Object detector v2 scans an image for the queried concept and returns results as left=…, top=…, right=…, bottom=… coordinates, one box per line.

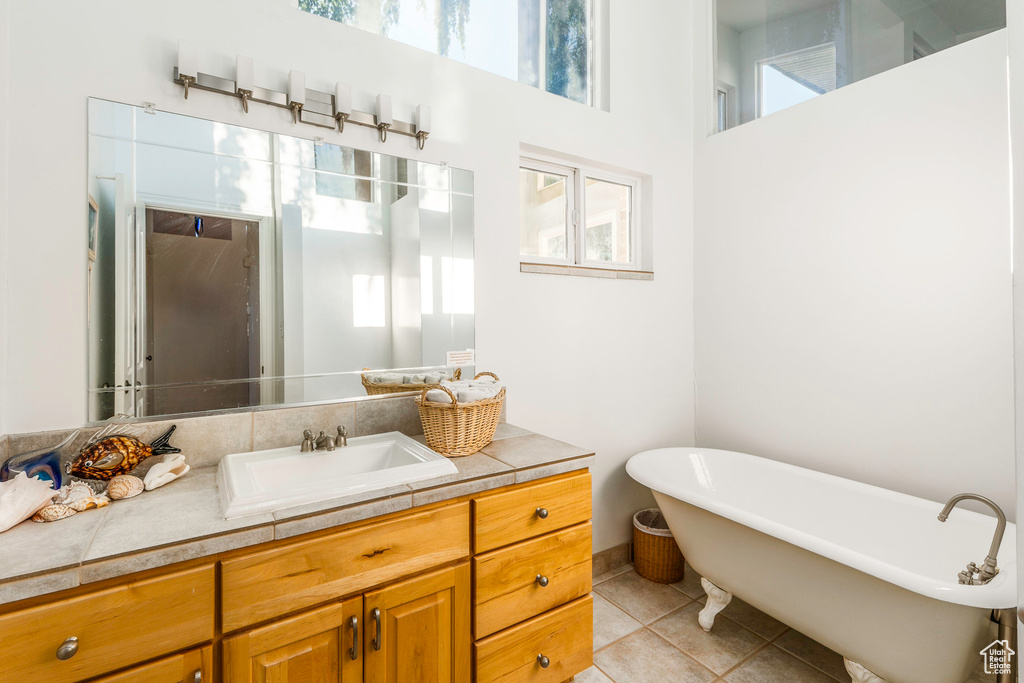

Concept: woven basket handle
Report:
left=475, top=372, right=500, bottom=381
left=420, top=384, right=458, bottom=408
left=453, top=368, right=462, bottom=380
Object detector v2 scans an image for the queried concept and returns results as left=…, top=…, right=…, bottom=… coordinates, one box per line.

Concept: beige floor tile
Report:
left=650, top=602, right=769, bottom=675
left=594, top=630, right=717, bottom=683
left=594, top=570, right=693, bottom=624
left=574, top=665, right=615, bottom=682
left=719, top=598, right=788, bottom=640
left=594, top=562, right=634, bottom=586
left=773, top=629, right=847, bottom=681
left=724, top=646, right=835, bottom=683
left=673, top=563, right=708, bottom=600
left=593, top=594, right=644, bottom=650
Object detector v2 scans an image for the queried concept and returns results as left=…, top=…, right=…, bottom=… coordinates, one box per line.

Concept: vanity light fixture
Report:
left=236, top=56, right=254, bottom=113
left=335, top=82, right=352, bottom=133
left=288, top=70, right=305, bottom=124
left=171, top=44, right=432, bottom=148
left=177, top=40, right=198, bottom=99
left=416, top=105, right=431, bottom=150
left=376, top=94, right=393, bottom=143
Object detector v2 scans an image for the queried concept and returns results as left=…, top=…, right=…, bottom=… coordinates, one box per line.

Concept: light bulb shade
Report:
left=416, top=104, right=431, bottom=134
left=376, top=94, right=393, bottom=126
left=178, top=40, right=198, bottom=79
left=289, top=70, right=306, bottom=106
left=236, top=56, right=254, bottom=92
left=335, top=82, right=352, bottom=116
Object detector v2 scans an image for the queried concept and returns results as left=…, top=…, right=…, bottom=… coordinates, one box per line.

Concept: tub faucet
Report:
left=937, top=493, right=1006, bottom=585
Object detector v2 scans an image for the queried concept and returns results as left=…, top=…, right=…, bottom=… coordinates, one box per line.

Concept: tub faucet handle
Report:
left=958, top=563, right=979, bottom=585
left=301, top=430, right=315, bottom=452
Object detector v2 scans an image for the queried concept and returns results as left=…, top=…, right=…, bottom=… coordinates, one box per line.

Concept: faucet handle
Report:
left=338, top=425, right=348, bottom=437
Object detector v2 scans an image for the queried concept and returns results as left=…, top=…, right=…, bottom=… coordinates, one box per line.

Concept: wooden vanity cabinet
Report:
left=223, top=597, right=364, bottom=683
left=363, top=563, right=471, bottom=683
left=0, top=469, right=592, bottom=683
left=223, top=563, right=470, bottom=683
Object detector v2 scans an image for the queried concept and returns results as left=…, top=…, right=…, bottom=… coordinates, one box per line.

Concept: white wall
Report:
left=0, top=0, right=693, bottom=552
left=694, top=10, right=1015, bottom=520
left=1007, top=0, right=1024, bottom=645
left=0, top=0, right=8, bottom=438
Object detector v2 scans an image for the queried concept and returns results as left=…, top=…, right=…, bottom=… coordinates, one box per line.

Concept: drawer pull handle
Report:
left=56, top=637, right=79, bottom=661
left=535, top=507, right=549, bottom=519
left=349, top=616, right=359, bottom=660
left=536, top=574, right=549, bottom=587
left=193, top=670, right=202, bottom=683
left=372, top=607, right=382, bottom=651
left=537, top=654, right=550, bottom=668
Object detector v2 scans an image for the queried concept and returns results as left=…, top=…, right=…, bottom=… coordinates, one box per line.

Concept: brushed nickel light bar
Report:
left=173, top=42, right=430, bottom=148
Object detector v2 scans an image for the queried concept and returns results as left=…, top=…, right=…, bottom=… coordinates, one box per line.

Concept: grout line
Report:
left=646, top=627, right=724, bottom=680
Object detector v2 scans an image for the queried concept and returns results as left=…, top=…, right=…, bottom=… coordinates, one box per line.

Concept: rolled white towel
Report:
left=423, top=372, right=444, bottom=384
left=378, top=372, right=404, bottom=384
left=409, top=374, right=427, bottom=383
left=456, top=388, right=494, bottom=402
left=425, top=388, right=454, bottom=402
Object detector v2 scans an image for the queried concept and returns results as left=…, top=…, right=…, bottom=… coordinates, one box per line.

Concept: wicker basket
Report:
left=415, top=372, right=505, bottom=457
left=361, top=368, right=461, bottom=396
left=633, top=508, right=685, bottom=584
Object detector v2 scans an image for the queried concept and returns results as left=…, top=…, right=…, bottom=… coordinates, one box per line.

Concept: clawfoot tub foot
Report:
left=698, top=578, right=732, bottom=632
left=844, top=659, right=887, bottom=683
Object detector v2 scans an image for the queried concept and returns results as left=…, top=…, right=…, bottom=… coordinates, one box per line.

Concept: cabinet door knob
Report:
left=536, top=574, right=549, bottom=587
left=372, top=607, right=382, bottom=651
left=535, top=507, right=549, bottom=519
left=55, top=637, right=79, bottom=661
left=537, top=654, right=550, bottom=668
left=349, top=615, right=359, bottom=660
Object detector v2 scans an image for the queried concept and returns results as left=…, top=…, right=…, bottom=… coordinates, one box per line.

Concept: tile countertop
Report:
left=0, top=424, right=594, bottom=605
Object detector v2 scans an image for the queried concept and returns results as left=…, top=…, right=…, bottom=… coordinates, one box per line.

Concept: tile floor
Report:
left=579, top=563, right=997, bottom=683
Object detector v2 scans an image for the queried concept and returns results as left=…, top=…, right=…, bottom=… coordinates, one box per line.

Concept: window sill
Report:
left=519, top=262, right=654, bottom=280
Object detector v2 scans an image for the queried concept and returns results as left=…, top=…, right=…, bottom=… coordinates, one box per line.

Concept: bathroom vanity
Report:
left=0, top=427, right=593, bottom=683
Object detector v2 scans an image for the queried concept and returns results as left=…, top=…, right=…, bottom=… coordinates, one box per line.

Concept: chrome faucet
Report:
left=937, top=493, right=1006, bottom=585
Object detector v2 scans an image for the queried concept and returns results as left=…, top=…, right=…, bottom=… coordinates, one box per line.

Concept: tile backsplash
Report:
left=2, top=394, right=470, bottom=473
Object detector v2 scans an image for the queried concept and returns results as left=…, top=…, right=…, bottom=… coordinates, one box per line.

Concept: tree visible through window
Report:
left=300, top=0, right=593, bottom=105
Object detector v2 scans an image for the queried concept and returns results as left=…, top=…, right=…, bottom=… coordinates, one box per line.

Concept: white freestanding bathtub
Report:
left=626, top=447, right=1017, bottom=683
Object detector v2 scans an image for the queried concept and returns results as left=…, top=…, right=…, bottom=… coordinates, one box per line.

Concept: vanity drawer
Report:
left=221, top=502, right=470, bottom=632
left=92, top=646, right=212, bottom=682
left=475, top=595, right=593, bottom=683
left=474, top=522, right=592, bottom=638
left=474, top=472, right=591, bottom=553
left=0, top=564, right=214, bottom=683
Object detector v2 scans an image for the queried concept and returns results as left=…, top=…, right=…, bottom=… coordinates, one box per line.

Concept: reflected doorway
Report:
left=143, top=207, right=262, bottom=415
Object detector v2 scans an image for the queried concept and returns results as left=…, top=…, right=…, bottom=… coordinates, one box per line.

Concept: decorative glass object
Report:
left=1, top=431, right=80, bottom=490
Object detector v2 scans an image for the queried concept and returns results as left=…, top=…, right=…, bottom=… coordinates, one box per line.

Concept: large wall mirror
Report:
left=87, top=98, right=474, bottom=422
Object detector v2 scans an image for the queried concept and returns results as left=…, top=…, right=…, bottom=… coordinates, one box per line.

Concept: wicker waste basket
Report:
left=633, top=508, right=685, bottom=584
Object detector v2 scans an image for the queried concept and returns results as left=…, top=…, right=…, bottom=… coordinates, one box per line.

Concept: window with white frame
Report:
left=519, top=157, right=638, bottom=269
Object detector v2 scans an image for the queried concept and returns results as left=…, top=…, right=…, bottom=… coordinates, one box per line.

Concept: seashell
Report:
left=52, top=481, right=97, bottom=505
left=107, top=475, right=144, bottom=500
left=144, top=453, right=190, bottom=491
left=52, top=481, right=111, bottom=511
left=32, top=504, right=78, bottom=523
left=0, top=471, right=57, bottom=533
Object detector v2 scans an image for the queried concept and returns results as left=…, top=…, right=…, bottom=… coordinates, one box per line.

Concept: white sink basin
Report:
left=217, top=431, right=457, bottom=519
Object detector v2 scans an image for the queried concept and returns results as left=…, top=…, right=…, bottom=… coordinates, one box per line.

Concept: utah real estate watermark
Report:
left=980, top=639, right=1015, bottom=676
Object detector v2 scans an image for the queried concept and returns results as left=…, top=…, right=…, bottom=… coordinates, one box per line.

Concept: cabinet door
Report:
left=90, top=646, right=212, bottom=682
left=364, top=563, right=471, bottom=683
left=222, top=596, right=363, bottom=683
